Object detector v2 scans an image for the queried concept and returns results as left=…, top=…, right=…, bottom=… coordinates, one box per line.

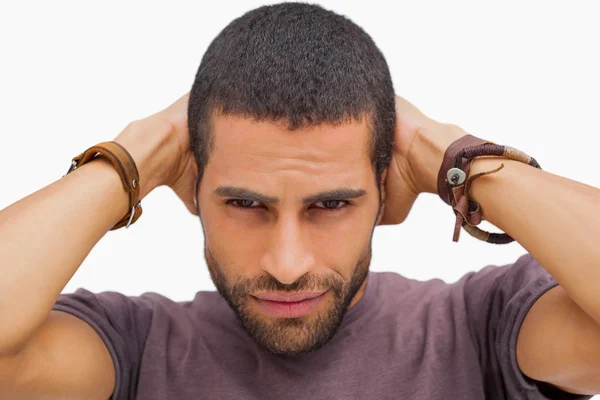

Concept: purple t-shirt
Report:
left=52, top=253, right=594, bottom=400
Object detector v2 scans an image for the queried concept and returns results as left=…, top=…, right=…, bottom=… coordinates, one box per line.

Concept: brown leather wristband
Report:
left=436, top=134, right=542, bottom=244
left=63, top=141, right=143, bottom=230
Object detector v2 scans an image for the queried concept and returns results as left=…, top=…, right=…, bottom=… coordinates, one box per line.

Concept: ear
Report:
left=376, top=205, right=385, bottom=225
left=379, top=168, right=388, bottom=198
left=192, top=158, right=200, bottom=210
left=375, top=168, right=388, bottom=225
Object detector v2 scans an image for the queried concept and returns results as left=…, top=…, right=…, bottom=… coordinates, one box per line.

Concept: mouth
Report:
left=251, top=291, right=328, bottom=318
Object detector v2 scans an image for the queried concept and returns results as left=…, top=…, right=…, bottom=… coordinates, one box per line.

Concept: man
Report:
left=0, top=2, right=598, bottom=399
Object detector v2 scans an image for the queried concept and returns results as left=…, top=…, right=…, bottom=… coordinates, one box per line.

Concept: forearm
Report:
left=0, top=119, right=168, bottom=355
left=411, top=120, right=600, bottom=325
left=468, top=156, right=600, bottom=325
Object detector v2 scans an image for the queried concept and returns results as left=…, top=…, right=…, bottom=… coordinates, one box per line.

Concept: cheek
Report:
left=309, top=214, right=371, bottom=251
left=204, top=207, right=373, bottom=279
left=313, top=219, right=373, bottom=278
left=201, top=204, right=267, bottom=276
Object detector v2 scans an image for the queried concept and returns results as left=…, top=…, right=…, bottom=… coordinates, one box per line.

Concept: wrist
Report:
left=113, top=115, right=177, bottom=200
left=409, top=122, right=468, bottom=194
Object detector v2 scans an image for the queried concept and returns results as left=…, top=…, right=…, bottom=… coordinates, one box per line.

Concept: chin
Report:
left=236, top=294, right=348, bottom=356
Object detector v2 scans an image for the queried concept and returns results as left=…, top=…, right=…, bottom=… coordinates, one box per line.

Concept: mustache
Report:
left=229, top=273, right=344, bottom=303
left=205, top=245, right=348, bottom=309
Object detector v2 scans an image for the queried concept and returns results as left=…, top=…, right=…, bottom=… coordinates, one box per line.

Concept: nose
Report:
left=259, top=215, right=317, bottom=285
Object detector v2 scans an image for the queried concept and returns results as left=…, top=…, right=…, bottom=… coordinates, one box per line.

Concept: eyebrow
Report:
left=214, top=186, right=367, bottom=205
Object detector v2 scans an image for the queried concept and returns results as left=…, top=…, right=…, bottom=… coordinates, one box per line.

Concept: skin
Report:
left=1, top=92, right=599, bottom=398
left=164, top=94, right=600, bottom=392
left=196, top=115, right=385, bottom=355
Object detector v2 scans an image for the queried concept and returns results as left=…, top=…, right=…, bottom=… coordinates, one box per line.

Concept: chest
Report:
left=135, top=321, right=485, bottom=400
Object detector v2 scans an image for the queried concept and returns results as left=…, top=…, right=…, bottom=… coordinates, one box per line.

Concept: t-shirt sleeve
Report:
left=52, top=288, right=154, bottom=400
left=463, top=253, right=594, bottom=400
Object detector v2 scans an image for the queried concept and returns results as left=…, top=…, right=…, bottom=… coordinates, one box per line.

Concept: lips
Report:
left=252, top=291, right=328, bottom=318
left=253, top=291, right=326, bottom=302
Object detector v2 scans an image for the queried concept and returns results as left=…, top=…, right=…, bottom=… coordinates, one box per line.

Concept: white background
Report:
left=1, top=1, right=599, bottom=396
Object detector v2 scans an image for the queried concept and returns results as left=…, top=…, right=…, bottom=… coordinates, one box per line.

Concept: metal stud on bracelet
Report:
left=447, top=168, right=467, bottom=186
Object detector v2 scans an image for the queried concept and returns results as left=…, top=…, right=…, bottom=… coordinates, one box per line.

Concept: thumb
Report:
left=171, top=177, right=199, bottom=216
left=169, top=160, right=200, bottom=216
left=377, top=161, right=419, bottom=226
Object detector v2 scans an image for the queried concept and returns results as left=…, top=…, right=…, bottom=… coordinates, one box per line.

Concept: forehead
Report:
left=207, top=114, right=372, bottom=175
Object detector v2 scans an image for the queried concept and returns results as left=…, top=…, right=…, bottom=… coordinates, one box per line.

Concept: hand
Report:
left=153, top=92, right=199, bottom=216
left=113, top=92, right=199, bottom=216
left=377, top=96, right=467, bottom=225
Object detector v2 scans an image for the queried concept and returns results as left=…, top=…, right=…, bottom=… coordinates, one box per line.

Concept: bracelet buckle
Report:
left=63, top=141, right=143, bottom=231
left=63, top=160, right=78, bottom=177
left=126, top=201, right=142, bottom=229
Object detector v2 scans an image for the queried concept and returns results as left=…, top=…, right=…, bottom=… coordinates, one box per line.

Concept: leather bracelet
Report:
left=436, top=134, right=542, bottom=244
left=62, top=141, right=143, bottom=230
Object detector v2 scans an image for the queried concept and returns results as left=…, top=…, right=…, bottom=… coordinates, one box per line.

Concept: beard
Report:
left=203, top=241, right=372, bottom=356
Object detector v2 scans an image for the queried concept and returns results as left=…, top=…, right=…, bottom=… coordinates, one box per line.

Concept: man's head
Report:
left=188, top=2, right=395, bottom=356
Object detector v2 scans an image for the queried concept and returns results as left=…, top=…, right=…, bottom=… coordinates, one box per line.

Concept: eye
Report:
left=313, top=200, right=350, bottom=211
left=225, top=199, right=262, bottom=209
left=225, top=199, right=350, bottom=212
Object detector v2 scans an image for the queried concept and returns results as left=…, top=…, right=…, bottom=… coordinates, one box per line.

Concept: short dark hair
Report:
left=188, top=2, right=395, bottom=200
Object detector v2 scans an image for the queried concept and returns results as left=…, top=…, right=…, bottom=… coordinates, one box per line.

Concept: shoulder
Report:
left=369, top=270, right=459, bottom=327
left=137, top=289, right=238, bottom=331
left=461, top=253, right=558, bottom=325
left=52, top=288, right=235, bottom=344
left=459, top=253, right=558, bottom=346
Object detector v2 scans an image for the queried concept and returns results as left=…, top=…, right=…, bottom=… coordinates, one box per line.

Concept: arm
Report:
left=0, top=93, right=195, bottom=398
left=468, top=156, right=600, bottom=328
left=380, top=95, right=600, bottom=395
left=0, top=117, right=168, bottom=356
left=413, top=134, right=600, bottom=394
left=467, top=155, right=600, bottom=394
